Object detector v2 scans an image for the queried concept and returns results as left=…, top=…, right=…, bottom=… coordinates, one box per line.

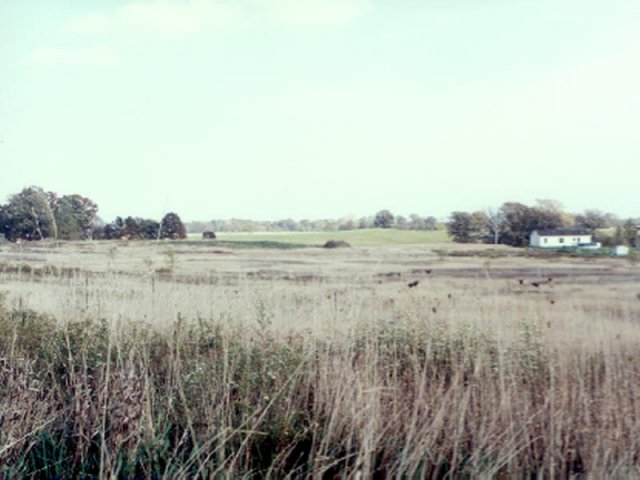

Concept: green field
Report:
left=190, top=228, right=450, bottom=246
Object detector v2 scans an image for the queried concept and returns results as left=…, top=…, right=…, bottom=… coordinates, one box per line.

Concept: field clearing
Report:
left=189, top=227, right=450, bottom=246
left=1, top=238, right=640, bottom=477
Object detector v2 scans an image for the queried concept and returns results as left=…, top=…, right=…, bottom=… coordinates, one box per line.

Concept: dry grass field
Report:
left=1, top=238, right=640, bottom=478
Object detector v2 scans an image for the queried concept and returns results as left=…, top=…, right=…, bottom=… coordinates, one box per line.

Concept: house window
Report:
left=559, top=238, right=564, bottom=244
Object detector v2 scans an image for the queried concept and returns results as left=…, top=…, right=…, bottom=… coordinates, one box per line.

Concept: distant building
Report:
left=530, top=229, right=597, bottom=248
left=613, top=245, right=630, bottom=256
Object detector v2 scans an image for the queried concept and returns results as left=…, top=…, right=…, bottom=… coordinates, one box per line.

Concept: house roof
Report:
left=533, top=228, right=591, bottom=237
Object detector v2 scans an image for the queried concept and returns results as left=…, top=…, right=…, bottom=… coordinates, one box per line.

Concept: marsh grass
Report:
left=1, top=294, right=640, bottom=478
left=1, top=242, right=640, bottom=477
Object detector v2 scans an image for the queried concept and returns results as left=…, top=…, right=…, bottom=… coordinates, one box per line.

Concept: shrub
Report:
left=323, top=239, right=351, bottom=248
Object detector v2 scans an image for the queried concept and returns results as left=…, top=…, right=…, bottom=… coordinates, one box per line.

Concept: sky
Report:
left=1, top=0, right=639, bottom=222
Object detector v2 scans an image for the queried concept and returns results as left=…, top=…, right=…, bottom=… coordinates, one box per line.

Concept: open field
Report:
left=189, top=227, right=450, bottom=246
left=1, top=237, right=640, bottom=477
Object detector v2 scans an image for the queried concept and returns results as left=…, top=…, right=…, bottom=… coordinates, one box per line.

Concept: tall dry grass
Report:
left=1, top=242, right=640, bottom=477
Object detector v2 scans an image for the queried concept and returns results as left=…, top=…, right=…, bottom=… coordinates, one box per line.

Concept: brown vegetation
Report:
left=1, top=241, right=639, bottom=477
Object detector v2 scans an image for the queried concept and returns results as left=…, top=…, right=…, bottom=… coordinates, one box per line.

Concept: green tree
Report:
left=447, top=211, right=487, bottom=243
left=500, top=202, right=537, bottom=247
left=123, top=217, right=141, bottom=239
left=447, top=212, right=473, bottom=243
left=160, top=212, right=187, bottom=239
left=53, top=194, right=98, bottom=240
left=499, top=201, right=571, bottom=247
left=0, top=186, right=57, bottom=241
left=373, top=210, right=394, bottom=229
left=139, top=218, right=160, bottom=239
left=103, top=217, right=125, bottom=240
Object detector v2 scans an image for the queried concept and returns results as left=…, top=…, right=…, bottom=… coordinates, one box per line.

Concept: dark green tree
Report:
left=103, top=217, right=125, bottom=240
left=499, top=201, right=571, bottom=247
left=373, top=210, right=394, bottom=229
left=447, top=212, right=473, bottom=243
left=53, top=194, right=98, bottom=240
left=499, top=202, right=536, bottom=247
left=160, top=212, right=186, bottom=239
left=0, top=186, right=57, bottom=241
left=447, top=211, right=487, bottom=243
left=123, top=217, right=141, bottom=239
left=139, top=218, right=160, bottom=240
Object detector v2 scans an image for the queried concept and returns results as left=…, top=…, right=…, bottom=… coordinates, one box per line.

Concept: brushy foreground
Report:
left=1, top=293, right=640, bottom=479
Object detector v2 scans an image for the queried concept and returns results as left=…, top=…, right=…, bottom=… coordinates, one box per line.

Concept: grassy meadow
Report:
left=1, top=232, right=640, bottom=478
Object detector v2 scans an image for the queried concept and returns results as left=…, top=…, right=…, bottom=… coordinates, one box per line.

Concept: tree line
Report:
left=4, top=187, right=636, bottom=248
left=447, top=199, right=639, bottom=247
left=1, top=187, right=438, bottom=243
left=187, top=210, right=438, bottom=233
left=0, top=186, right=186, bottom=242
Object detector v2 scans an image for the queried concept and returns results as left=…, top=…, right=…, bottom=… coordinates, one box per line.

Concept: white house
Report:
left=530, top=229, right=595, bottom=248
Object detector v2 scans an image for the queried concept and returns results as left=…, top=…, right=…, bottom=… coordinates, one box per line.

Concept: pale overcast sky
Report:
left=1, top=1, right=639, bottom=222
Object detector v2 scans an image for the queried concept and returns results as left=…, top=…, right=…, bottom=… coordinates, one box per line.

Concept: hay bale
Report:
left=323, top=239, right=351, bottom=249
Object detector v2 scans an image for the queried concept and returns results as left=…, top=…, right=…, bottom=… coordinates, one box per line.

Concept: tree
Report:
left=338, top=217, right=357, bottom=231
left=395, top=215, right=408, bottom=230
left=613, top=226, right=626, bottom=246
left=499, top=200, right=572, bottom=247
left=500, top=202, right=536, bottom=247
left=275, top=218, right=299, bottom=231
left=447, top=212, right=473, bottom=243
left=0, top=186, right=57, bottom=241
left=123, top=217, right=141, bottom=239
left=160, top=212, right=186, bottom=239
left=358, top=216, right=374, bottom=229
left=53, top=194, right=98, bottom=240
left=408, top=214, right=425, bottom=230
left=470, top=211, right=489, bottom=241
left=138, top=218, right=160, bottom=239
left=102, top=216, right=125, bottom=240
left=621, top=219, right=639, bottom=247
left=484, top=207, right=505, bottom=245
left=532, top=199, right=572, bottom=230
left=374, top=210, right=394, bottom=229
left=424, top=216, right=438, bottom=231
left=575, top=209, right=608, bottom=232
